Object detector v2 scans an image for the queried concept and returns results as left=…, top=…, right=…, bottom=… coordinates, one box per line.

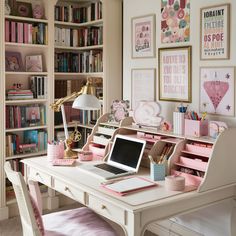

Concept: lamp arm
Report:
left=50, top=91, right=83, bottom=112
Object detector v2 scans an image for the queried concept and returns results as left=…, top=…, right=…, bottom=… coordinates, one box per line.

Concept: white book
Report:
left=61, top=28, right=66, bottom=46
left=73, top=29, right=78, bottom=47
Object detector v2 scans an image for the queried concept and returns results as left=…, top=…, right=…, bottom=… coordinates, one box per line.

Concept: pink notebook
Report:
left=51, top=159, right=76, bottom=166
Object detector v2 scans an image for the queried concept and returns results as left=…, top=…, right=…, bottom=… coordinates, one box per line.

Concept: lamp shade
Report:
left=72, top=94, right=101, bottom=110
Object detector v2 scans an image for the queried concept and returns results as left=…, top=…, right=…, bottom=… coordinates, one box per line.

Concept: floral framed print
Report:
left=131, top=68, right=156, bottom=109
left=158, top=46, right=192, bottom=102
left=200, top=67, right=234, bottom=116
left=5, top=51, right=24, bottom=72
left=200, top=4, right=230, bottom=60
left=131, top=14, right=155, bottom=58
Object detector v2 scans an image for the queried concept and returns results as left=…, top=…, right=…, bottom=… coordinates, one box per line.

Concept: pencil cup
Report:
left=47, top=142, right=64, bottom=162
left=150, top=163, right=165, bottom=181
left=173, top=112, right=185, bottom=135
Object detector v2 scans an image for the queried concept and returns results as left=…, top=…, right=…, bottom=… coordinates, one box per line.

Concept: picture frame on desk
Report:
left=200, top=4, right=230, bottom=60
left=5, top=51, right=24, bottom=72
left=131, top=14, right=156, bottom=58
left=131, top=68, right=156, bottom=109
left=158, top=46, right=192, bottom=102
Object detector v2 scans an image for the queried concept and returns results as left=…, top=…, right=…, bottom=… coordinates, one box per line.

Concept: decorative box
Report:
left=184, top=119, right=208, bottom=137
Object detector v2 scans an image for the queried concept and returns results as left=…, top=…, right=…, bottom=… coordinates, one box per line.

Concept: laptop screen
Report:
left=108, top=134, right=146, bottom=172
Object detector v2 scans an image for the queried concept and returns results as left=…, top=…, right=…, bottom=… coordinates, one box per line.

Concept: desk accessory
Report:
left=133, top=101, right=162, bottom=128
left=150, top=163, right=165, bottom=181
left=51, top=159, right=76, bottom=166
left=209, top=121, right=227, bottom=139
left=101, top=176, right=157, bottom=196
left=78, top=150, right=93, bottom=161
left=47, top=141, right=64, bottom=162
left=173, top=111, right=185, bottom=135
left=50, top=78, right=101, bottom=159
left=165, top=175, right=185, bottom=191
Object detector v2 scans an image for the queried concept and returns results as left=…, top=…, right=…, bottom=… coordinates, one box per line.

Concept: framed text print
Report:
left=200, top=67, right=234, bottom=116
left=200, top=4, right=230, bottom=60
left=158, top=46, right=192, bottom=102
left=131, top=14, right=155, bottom=58
left=131, top=68, right=156, bottom=109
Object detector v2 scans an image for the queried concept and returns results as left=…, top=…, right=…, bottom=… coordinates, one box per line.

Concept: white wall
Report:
left=123, top=0, right=236, bottom=127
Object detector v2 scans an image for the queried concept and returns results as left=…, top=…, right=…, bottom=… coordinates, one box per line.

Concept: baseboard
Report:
left=147, top=219, right=203, bottom=236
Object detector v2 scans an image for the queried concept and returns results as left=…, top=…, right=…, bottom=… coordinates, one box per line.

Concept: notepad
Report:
left=101, top=177, right=157, bottom=195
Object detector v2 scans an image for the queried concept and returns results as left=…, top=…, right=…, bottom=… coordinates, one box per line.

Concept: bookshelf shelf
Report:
left=5, top=42, right=48, bottom=48
left=54, top=45, right=103, bottom=51
left=54, top=72, right=103, bottom=77
left=5, top=99, right=47, bottom=105
left=6, top=125, right=47, bottom=133
left=54, top=19, right=103, bottom=27
left=5, top=15, right=48, bottom=24
left=5, top=150, right=47, bottom=161
left=5, top=72, right=48, bottom=75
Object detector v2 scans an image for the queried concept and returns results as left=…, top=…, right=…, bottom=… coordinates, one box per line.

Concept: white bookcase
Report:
left=0, top=0, right=122, bottom=219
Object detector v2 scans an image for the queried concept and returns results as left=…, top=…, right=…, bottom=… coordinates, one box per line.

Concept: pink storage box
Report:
left=185, top=144, right=212, bottom=157
left=184, top=119, right=208, bottom=137
left=89, top=143, right=106, bottom=157
left=47, top=142, right=64, bottom=161
left=171, top=169, right=203, bottom=187
left=176, top=156, right=208, bottom=172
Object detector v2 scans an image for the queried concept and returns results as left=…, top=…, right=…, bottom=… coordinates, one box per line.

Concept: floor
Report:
left=0, top=204, right=157, bottom=236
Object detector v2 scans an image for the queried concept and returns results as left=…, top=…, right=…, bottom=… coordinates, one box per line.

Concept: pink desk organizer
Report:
left=184, top=119, right=208, bottom=137
left=47, top=142, right=64, bottom=162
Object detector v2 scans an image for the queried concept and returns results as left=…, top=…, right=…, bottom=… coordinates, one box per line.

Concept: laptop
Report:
left=79, top=134, right=146, bottom=180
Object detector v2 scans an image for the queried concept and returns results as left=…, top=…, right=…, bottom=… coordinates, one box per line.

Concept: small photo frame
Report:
left=5, top=51, right=24, bottom=72
left=132, top=14, right=155, bottom=58
left=16, top=1, right=32, bottom=18
left=25, top=55, right=43, bottom=72
left=200, top=4, right=230, bottom=60
left=131, top=68, right=156, bottom=109
left=109, top=100, right=130, bottom=123
left=158, top=46, right=192, bottom=102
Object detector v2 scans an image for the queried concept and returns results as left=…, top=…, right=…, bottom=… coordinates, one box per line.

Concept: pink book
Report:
left=17, top=22, right=23, bottom=43
left=11, top=21, right=16, bottom=42
left=23, top=23, right=28, bottom=43
left=5, top=20, right=10, bottom=42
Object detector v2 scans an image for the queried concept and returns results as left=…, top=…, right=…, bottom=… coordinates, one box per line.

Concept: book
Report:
left=101, top=177, right=157, bottom=196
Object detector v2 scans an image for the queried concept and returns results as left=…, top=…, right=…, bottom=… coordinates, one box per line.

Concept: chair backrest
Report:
left=4, top=162, right=41, bottom=236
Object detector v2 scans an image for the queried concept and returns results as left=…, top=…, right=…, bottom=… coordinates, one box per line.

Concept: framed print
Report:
left=16, top=1, right=32, bottom=18
left=132, top=14, right=155, bottom=58
left=200, top=67, right=234, bottom=116
left=158, top=46, right=191, bottom=102
left=131, top=68, right=156, bottom=109
left=161, top=0, right=190, bottom=44
left=25, top=55, right=43, bottom=72
left=200, top=4, right=230, bottom=60
left=5, top=51, right=24, bottom=71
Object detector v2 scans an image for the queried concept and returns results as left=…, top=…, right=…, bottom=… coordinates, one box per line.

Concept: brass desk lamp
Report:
left=50, top=79, right=101, bottom=158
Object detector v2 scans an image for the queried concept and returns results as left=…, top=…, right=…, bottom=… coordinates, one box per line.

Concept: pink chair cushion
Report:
left=29, top=194, right=45, bottom=235
left=43, top=207, right=117, bottom=236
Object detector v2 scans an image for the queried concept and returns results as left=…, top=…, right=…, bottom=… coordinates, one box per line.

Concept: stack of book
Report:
left=5, top=21, right=48, bottom=45
left=6, top=89, right=33, bottom=100
left=54, top=1, right=102, bottom=23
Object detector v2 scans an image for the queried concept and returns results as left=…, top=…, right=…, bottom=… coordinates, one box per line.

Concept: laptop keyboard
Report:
left=95, top=163, right=127, bottom=174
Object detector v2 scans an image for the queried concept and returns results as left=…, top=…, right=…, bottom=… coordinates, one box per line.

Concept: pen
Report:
left=148, top=155, right=156, bottom=164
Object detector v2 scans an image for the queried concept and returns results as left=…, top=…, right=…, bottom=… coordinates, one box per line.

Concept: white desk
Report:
left=22, top=157, right=236, bottom=236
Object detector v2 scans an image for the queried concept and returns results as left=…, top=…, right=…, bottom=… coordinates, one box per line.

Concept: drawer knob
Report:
left=36, top=173, right=39, bottom=176
left=64, top=187, right=69, bottom=191
left=101, top=205, right=106, bottom=209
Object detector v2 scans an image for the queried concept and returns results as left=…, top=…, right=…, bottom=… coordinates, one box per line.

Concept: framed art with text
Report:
left=158, top=46, right=191, bottom=102
left=200, top=67, right=234, bottom=116
left=131, top=14, right=155, bottom=58
left=131, top=68, right=156, bottom=109
left=200, top=4, right=230, bottom=60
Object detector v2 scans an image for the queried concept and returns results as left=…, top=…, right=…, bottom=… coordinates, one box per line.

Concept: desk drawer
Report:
left=54, top=178, right=85, bottom=204
left=29, top=168, right=52, bottom=187
left=88, top=195, right=125, bottom=225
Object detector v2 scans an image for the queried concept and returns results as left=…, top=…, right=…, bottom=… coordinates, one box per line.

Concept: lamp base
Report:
left=64, top=148, right=78, bottom=159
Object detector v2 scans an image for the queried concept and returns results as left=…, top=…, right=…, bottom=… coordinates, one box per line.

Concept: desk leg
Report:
left=47, top=188, right=59, bottom=210
left=125, top=212, right=146, bottom=236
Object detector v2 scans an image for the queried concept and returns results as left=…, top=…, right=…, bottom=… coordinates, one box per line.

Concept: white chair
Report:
left=4, top=162, right=118, bottom=236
